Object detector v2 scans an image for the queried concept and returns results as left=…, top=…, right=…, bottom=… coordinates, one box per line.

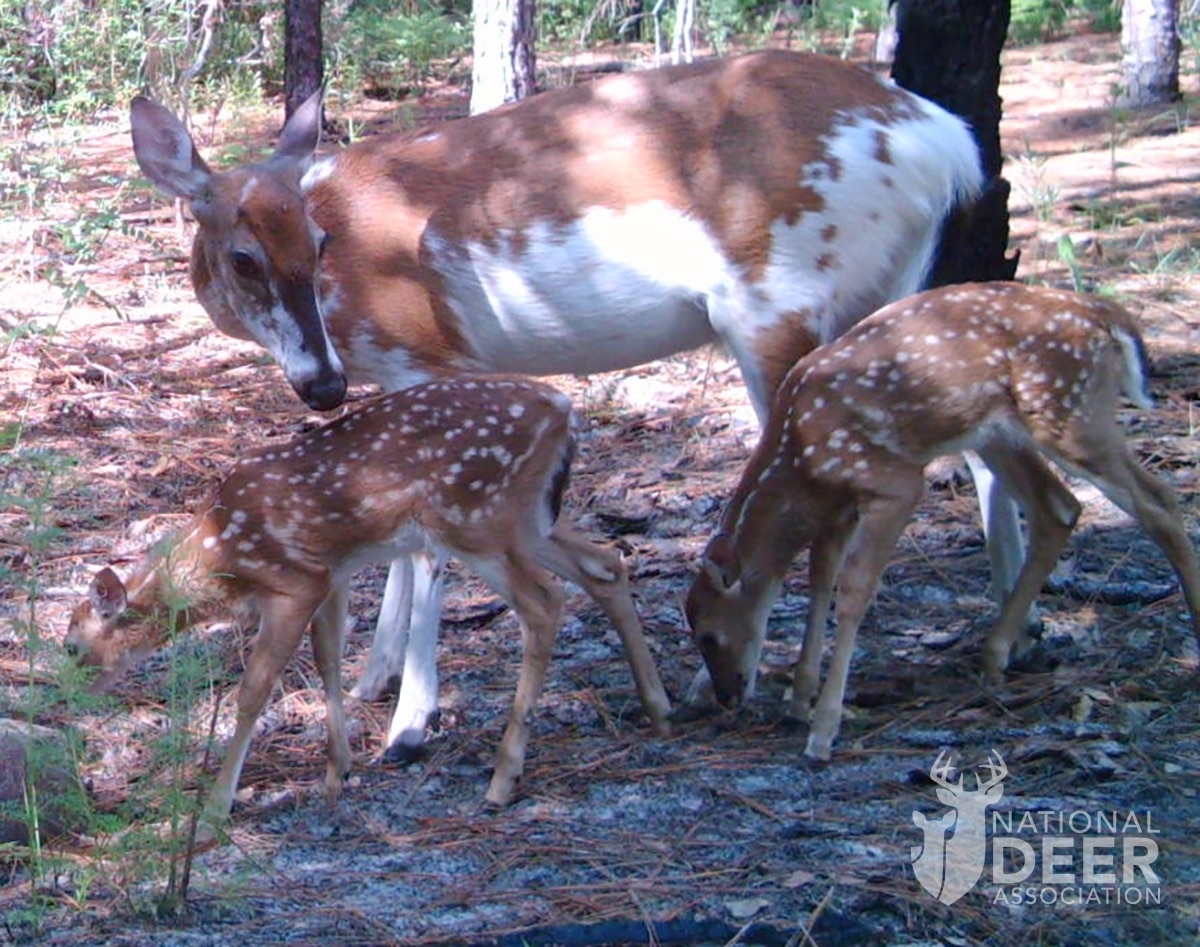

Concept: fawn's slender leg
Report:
left=1052, top=434, right=1200, bottom=645
left=466, top=549, right=565, bottom=806
left=806, top=479, right=923, bottom=760
left=791, top=507, right=856, bottom=718
left=533, top=523, right=671, bottom=734
left=206, top=592, right=324, bottom=824
left=311, top=586, right=352, bottom=801
left=974, top=444, right=1080, bottom=682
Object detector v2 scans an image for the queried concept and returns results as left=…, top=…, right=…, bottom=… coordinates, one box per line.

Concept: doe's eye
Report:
left=230, top=249, right=260, bottom=280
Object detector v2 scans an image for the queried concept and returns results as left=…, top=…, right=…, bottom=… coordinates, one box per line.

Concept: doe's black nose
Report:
left=299, top=371, right=348, bottom=412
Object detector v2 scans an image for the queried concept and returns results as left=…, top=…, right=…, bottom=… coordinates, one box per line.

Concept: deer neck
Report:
left=297, top=159, right=467, bottom=387
left=127, top=514, right=233, bottom=645
left=718, top=439, right=826, bottom=587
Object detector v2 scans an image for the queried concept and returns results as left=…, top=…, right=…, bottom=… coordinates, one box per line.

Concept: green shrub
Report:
left=1009, top=0, right=1071, bottom=43
left=335, top=0, right=469, bottom=94
left=1078, top=0, right=1121, bottom=33
left=1009, top=0, right=1121, bottom=45
left=0, top=0, right=282, bottom=121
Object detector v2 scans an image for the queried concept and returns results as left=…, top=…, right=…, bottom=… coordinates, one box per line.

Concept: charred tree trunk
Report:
left=891, top=0, right=1018, bottom=286
left=285, top=0, right=324, bottom=121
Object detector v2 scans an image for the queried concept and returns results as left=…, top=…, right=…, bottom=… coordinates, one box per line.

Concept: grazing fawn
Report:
left=130, top=50, right=1011, bottom=756
left=66, top=377, right=671, bottom=828
left=685, top=282, right=1200, bottom=759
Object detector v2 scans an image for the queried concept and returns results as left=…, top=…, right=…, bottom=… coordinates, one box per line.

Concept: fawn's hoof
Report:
left=1006, top=635, right=1082, bottom=676
left=804, top=732, right=834, bottom=761
left=484, top=779, right=518, bottom=809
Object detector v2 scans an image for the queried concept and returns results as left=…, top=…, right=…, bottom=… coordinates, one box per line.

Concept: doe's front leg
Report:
left=351, top=557, right=415, bottom=702
left=383, top=546, right=448, bottom=762
left=973, top=445, right=1079, bottom=683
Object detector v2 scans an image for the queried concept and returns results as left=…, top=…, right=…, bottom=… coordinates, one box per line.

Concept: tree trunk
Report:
left=285, top=0, right=324, bottom=121
left=1120, top=0, right=1180, bottom=106
left=891, top=0, right=1018, bottom=286
left=470, top=0, right=537, bottom=115
left=672, top=0, right=697, bottom=63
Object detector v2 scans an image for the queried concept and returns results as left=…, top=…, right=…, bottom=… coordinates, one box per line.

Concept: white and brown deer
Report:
left=685, top=282, right=1200, bottom=759
left=66, top=376, right=671, bottom=829
left=128, top=50, right=1009, bottom=755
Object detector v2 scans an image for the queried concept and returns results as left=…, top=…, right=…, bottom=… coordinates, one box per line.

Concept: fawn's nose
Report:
left=64, top=640, right=79, bottom=658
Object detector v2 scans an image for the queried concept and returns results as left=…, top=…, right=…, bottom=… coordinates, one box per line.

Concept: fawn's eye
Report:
left=318, top=233, right=331, bottom=258
left=230, top=249, right=260, bottom=280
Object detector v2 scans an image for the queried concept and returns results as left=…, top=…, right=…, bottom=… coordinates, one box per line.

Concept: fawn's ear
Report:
left=89, top=567, right=128, bottom=621
left=701, top=533, right=742, bottom=593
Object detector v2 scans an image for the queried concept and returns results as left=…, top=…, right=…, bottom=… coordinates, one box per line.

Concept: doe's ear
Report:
left=701, top=533, right=742, bottom=593
left=276, top=89, right=323, bottom=161
left=129, top=95, right=213, bottom=201
left=89, top=567, right=128, bottom=621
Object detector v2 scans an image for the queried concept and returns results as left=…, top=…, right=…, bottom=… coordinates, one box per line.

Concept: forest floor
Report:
left=2, top=26, right=1199, bottom=947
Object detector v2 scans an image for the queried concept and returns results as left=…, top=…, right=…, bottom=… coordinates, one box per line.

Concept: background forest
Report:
left=0, top=0, right=1163, bottom=120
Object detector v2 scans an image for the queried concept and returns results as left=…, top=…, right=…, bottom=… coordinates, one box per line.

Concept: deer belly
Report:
left=430, top=203, right=727, bottom=375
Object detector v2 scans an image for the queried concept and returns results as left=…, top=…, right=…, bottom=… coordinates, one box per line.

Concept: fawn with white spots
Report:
left=685, top=282, right=1200, bottom=760
left=66, top=377, right=671, bottom=830
left=129, top=50, right=1013, bottom=756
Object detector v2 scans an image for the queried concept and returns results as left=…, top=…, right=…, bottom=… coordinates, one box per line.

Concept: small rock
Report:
left=724, top=896, right=770, bottom=919
left=0, top=719, right=90, bottom=844
left=781, top=868, right=815, bottom=888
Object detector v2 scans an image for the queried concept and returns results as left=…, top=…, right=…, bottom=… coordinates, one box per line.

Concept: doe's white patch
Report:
left=428, top=202, right=726, bottom=376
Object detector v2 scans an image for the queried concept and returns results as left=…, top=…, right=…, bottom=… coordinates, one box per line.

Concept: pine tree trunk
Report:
left=471, top=0, right=538, bottom=115
left=1120, top=0, right=1180, bottom=106
left=285, top=0, right=324, bottom=121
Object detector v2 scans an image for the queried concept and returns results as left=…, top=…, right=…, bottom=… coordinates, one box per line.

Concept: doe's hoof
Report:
left=382, top=741, right=427, bottom=765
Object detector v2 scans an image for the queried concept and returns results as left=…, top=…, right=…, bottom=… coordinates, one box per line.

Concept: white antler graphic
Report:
left=911, top=750, right=1007, bottom=905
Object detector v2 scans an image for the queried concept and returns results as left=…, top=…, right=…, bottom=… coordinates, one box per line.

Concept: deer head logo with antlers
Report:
left=911, top=750, right=1007, bottom=905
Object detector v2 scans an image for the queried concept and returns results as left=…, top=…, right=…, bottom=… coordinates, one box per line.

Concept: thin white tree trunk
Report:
left=1119, top=0, right=1180, bottom=106
left=671, top=0, right=695, bottom=64
left=471, top=0, right=537, bottom=115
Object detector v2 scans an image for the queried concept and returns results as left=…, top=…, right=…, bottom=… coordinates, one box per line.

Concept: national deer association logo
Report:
left=909, top=748, right=1162, bottom=907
